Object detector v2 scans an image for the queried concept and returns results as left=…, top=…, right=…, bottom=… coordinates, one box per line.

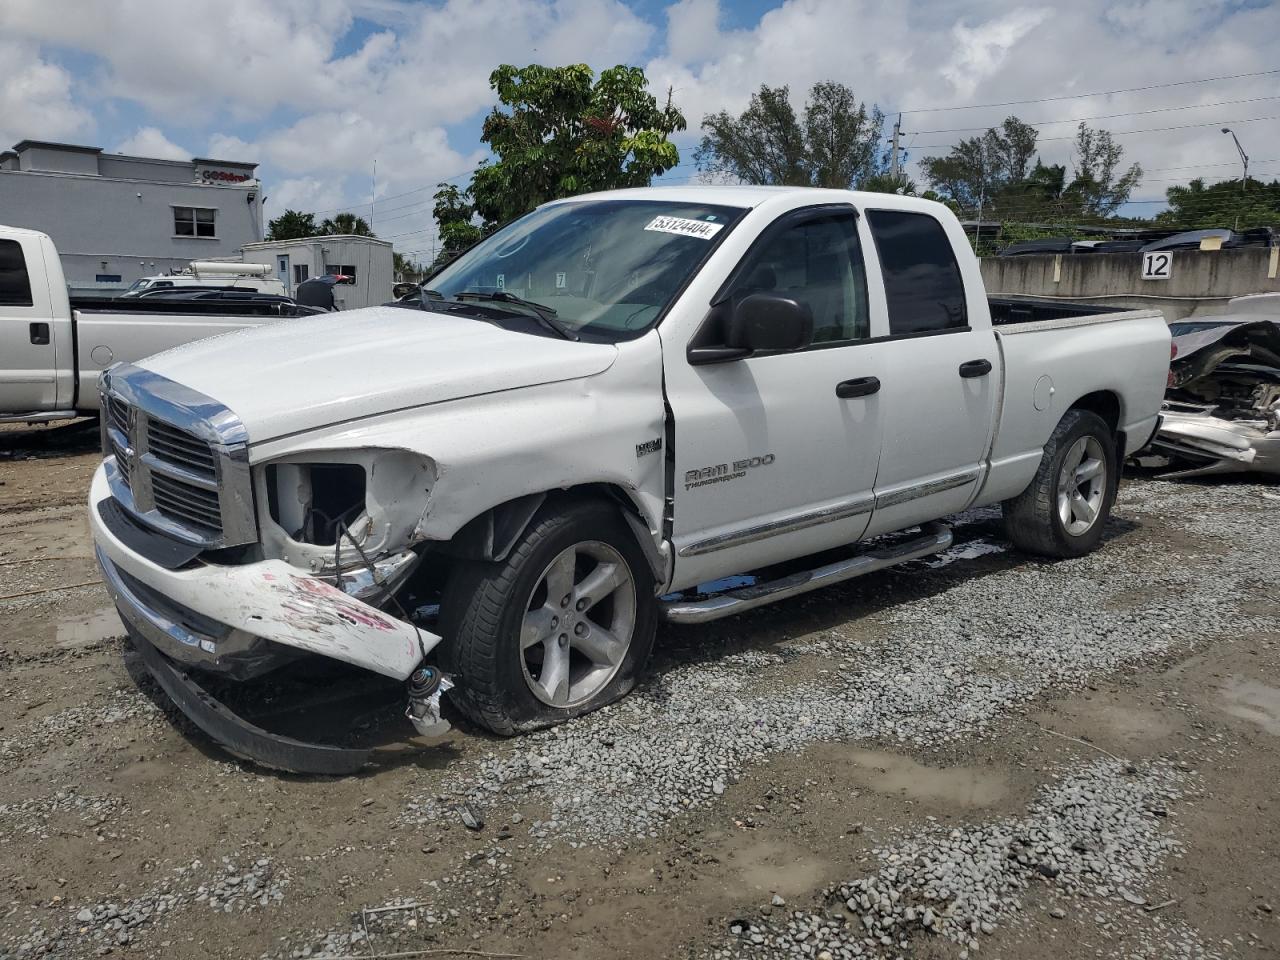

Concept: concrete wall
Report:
left=980, top=247, right=1280, bottom=321
left=0, top=169, right=263, bottom=293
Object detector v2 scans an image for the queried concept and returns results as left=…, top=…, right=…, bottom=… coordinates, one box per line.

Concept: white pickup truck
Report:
left=87, top=187, right=1171, bottom=773
left=0, top=225, right=309, bottom=422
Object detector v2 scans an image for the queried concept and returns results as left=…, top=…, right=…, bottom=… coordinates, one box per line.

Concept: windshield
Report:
left=426, top=199, right=744, bottom=341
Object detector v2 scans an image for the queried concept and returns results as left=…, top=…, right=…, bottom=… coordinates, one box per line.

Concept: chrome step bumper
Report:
left=658, top=522, right=953, bottom=624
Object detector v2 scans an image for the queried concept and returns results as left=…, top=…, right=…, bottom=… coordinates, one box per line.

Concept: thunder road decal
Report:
left=684, top=454, right=775, bottom=490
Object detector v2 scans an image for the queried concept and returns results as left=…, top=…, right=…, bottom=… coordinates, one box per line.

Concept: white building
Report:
left=241, top=235, right=394, bottom=310
left=0, top=139, right=262, bottom=295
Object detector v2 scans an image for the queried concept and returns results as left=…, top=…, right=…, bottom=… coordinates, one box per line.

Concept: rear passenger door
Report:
left=0, top=236, right=59, bottom=414
left=861, top=209, right=998, bottom=536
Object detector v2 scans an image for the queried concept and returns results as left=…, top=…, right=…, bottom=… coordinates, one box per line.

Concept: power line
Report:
left=1144, top=156, right=1279, bottom=174
left=909, top=94, right=1280, bottom=135
left=910, top=114, right=1280, bottom=150
left=899, top=67, right=1280, bottom=115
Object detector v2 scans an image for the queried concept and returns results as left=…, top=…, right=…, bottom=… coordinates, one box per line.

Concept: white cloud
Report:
left=0, top=39, right=93, bottom=147
left=2, top=0, right=1278, bottom=231
left=267, top=177, right=346, bottom=216
left=114, top=126, right=189, bottom=160
left=941, top=8, right=1052, bottom=100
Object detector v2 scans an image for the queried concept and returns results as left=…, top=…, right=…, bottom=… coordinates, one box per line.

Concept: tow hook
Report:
left=406, top=665, right=453, bottom=739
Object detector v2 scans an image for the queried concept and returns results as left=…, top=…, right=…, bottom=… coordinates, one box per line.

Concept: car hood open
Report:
left=137, top=307, right=617, bottom=442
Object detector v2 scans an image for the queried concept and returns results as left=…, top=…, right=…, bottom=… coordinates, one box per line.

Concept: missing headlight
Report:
left=266, top=462, right=366, bottom=546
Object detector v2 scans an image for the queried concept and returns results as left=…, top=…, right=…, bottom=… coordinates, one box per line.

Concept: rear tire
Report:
left=1003, top=409, right=1117, bottom=559
left=440, top=500, right=657, bottom=736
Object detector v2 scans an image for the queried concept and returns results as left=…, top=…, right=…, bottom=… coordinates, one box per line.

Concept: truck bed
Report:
left=988, top=296, right=1126, bottom=326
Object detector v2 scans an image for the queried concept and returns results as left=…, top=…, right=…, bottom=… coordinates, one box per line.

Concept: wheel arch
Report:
left=1065, top=389, right=1125, bottom=464
left=436, top=483, right=669, bottom=586
left=1066, top=389, right=1121, bottom=433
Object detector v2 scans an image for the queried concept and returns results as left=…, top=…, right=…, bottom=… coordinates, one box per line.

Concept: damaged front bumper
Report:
left=1150, top=409, right=1280, bottom=478
left=89, top=464, right=447, bottom=773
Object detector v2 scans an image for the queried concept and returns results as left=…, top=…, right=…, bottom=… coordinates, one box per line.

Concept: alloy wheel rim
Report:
left=1057, top=436, right=1107, bottom=536
left=519, top=540, right=636, bottom=708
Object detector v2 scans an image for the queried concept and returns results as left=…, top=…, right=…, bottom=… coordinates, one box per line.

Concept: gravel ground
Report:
left=711, top=758, right=1210, bottom=960
left=403, top=482, right=1279, bottom=846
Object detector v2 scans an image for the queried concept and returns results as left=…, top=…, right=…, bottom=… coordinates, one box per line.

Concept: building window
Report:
left=293, top=264, right=309, bottom=284
left=0, top=238, right=34, bottom=307
left=95, top=274, right=123, bottom=283
left=174, top=206, right=216, bottom=238
left=325, top=264, right=357, bottom=284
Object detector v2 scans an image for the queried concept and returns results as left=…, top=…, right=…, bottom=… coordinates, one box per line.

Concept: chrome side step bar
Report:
left=658, top=522, right=953, bottom=625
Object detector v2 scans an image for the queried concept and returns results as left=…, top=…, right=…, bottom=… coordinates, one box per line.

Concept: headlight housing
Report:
left=254, top=449, right=437, bottom=575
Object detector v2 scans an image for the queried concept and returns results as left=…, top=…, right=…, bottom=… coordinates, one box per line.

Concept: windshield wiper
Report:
left=452, top=290, right=578, bottom=341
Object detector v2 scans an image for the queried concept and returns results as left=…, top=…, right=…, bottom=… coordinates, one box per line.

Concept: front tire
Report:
left=1003, top=409, right=1117, bottom=559
left=441, top=500, right=657, bottom=735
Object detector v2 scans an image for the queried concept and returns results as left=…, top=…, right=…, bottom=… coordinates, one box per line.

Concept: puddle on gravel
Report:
left=1220, top=677, right=1280, bottom=735
left=730, top=838, right=830, bottom=897
left=56, top=607, right=124, bottom=649
left=843, top=747, right=1008, bottom=807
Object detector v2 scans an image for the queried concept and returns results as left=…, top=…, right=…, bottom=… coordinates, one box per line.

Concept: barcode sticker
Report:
left=644, top=216, right=724, bottom=240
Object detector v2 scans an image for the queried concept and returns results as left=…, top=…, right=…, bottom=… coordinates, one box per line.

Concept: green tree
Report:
left=266, top=209, right=317, bottom=241
left=861, top=172, right=920, bottom=196
left=1158, top=177, right=1280, bottom=230
left=696, top=84, right=808, bottom=185
left=803, top=82, right=884, bottom=188
left=920, top=117, right=1040, bottom=212
left=1068, top=123, right=1143, bottom=217
left=695, top=82, right=884, bottom=188
left=431, top=183, right=484, bottom=269
left=319, top=212, right=375, bottom=236
left=393, top=251, right=424, bottom=279
left=468, top=63, right=686, bottom=226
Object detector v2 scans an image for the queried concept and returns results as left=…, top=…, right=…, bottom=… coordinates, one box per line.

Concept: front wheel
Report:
left=440, top=500, right=657, bottom=735
left=1003, top=409, right=1118, bottom=558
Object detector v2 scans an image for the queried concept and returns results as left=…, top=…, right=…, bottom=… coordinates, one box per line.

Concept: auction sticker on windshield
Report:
left=644, top=216, right=725, bottom=240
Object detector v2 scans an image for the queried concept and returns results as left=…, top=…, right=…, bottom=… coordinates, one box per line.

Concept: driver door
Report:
left=662, top=207, right=886, bottom=590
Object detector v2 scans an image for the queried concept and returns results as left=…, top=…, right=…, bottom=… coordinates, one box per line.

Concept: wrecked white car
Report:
left=89, top=186, right=1171, bottom=773
left=1150, top=307, right=1280, bottom=478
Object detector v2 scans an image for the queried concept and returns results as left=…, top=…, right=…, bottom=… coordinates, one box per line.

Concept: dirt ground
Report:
left=0, top=419, right=1277, bottom=960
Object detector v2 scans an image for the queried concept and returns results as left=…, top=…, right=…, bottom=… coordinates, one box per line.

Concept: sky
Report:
left=1, top=0, right=1278, bottom=261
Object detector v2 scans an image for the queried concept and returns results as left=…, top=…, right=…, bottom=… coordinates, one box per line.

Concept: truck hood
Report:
left=138, top=307, right=618, bottom=442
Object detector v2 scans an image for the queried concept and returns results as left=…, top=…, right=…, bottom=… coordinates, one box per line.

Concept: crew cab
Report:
left=0, top=225, right=310, bottom=422
left=87, top=187, right=1171, bottom=773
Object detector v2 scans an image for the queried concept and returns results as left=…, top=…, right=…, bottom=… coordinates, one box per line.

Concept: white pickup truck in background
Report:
left=0, top=225, right=310, bottom=422
left=87, top=187, right=1171, bottom=774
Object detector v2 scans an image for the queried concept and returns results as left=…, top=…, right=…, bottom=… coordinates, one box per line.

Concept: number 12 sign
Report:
left=1141, top=251, right=1173, bottom=280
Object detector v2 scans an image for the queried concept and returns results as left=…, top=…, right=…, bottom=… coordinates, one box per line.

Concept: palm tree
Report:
left=319, top=212, right=375, bottom=237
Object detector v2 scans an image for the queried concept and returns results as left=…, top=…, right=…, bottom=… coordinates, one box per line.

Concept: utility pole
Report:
left=889, top=114, right=902, bottom=181
left=371, top=159, right=377, bottom=231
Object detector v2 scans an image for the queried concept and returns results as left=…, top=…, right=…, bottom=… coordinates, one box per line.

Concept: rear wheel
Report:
left=1003, top=409, right=1117, bottom=558
left=441, top=500, right=656, bottom=735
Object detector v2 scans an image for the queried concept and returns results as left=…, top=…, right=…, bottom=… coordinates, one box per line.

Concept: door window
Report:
left=0, top=239, right=33, bottom=307
left=866, top=210, right=967, bottom=335
left=729, top=214, right=869, bottom=345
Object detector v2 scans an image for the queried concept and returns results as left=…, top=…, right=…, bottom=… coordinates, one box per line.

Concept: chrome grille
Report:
left=147, top=420, right=217, bottom=478
left=151, top=473, right=222, bottom=533
left=99, top=364, right=255, bottom=549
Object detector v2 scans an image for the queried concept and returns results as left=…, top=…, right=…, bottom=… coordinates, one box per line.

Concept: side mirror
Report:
left=726, top=293, right=814, bottom=353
